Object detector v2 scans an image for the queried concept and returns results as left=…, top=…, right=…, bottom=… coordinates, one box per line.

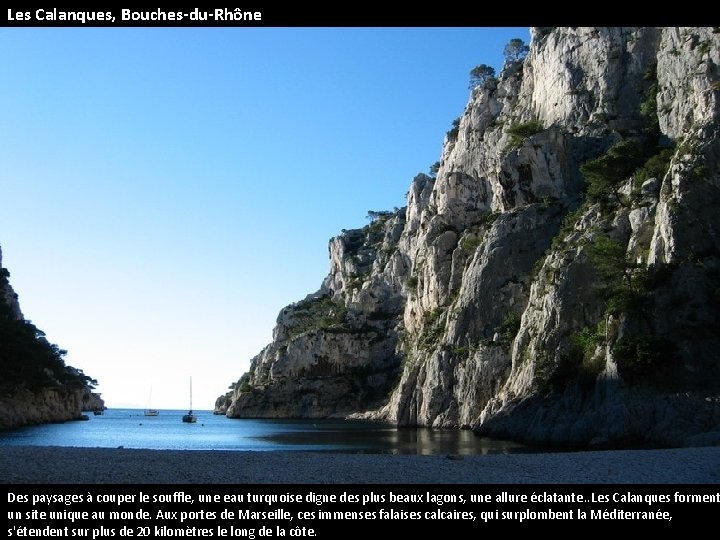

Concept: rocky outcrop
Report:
left=219, top=27, right=720, bottom=449
left=214, top=393, right=232, bottom=415
left=225, top=212, right=406, bottom=418
left=0, top=246, right=104, bottom=429
left=0, top=246, right=23, bottom=321
left=0, top=387, right=102, bottom=430
left=82, top=392, right=106, bottom=414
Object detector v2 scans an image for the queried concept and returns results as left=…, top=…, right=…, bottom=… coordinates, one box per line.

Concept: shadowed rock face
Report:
left=220, top=27, right=720, bottom=449
left=0, top=247, right=105, bottom=429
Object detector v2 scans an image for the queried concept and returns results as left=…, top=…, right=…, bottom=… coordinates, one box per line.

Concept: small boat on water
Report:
left=182, top=377, right=197, bottom=423
left=93, top=409, right=104, bottom=416
left=144, top=385, right=159, bottom=416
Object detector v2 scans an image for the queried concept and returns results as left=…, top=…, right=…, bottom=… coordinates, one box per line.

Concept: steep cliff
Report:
left=0, top=246, right=104, bottom=429
left=219, top=27, right=720, bottom=449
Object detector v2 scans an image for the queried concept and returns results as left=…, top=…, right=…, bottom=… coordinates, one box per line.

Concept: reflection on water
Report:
left=0, top=409, right=530, bottom=455
left=253, top=418, right=527, bottom=455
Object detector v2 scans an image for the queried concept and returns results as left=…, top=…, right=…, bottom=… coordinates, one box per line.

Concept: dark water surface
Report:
left=0, top=408, right=531, bottom=455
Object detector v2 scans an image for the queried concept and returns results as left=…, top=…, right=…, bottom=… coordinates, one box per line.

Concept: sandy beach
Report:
left=1, top=445, right=719, bottom=484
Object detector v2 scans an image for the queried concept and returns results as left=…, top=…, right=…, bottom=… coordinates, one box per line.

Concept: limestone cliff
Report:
left=0, top=246, right=104, bottom=429
left=220, top=27, right=720, bottom=449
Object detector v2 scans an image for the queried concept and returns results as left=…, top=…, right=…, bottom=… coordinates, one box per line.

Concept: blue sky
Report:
left=0, top=26, right=530, bottom=410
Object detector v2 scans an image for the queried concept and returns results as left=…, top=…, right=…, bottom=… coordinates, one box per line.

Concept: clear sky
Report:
left=0, top=26, right=530, bottom=410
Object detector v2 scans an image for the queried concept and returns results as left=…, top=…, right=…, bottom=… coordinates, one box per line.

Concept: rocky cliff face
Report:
left=1, top=247, right=23, bottom=321
left=0, top=246, right=104, bottom=429
left=222, top=213, right=407, bottom=418
left=220, top=27, right=720, bottom=449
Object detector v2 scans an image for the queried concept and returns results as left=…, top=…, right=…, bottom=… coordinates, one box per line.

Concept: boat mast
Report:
left=182, top=376, right=197, bottom=423
left=189, top=377, right=193, bottom=412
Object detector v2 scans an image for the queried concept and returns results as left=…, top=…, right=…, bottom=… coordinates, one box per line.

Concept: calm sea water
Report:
left=0, top=408, right=531, bottom=455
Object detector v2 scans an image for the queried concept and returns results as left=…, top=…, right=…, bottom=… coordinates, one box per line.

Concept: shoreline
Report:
left=1, top=445, right=719, bottom=484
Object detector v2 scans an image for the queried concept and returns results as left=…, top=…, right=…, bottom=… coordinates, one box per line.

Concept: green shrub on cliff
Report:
left=581, top=140, right=645, bottom=204
left=0, top=269, right=96, bottom=392
left=505, top=119, right=544, bottom=150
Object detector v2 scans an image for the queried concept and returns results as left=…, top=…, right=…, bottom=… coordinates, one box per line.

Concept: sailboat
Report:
left=182, top=377, right=197, bottom=423
left=144, top=386, right=159, bottom=416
